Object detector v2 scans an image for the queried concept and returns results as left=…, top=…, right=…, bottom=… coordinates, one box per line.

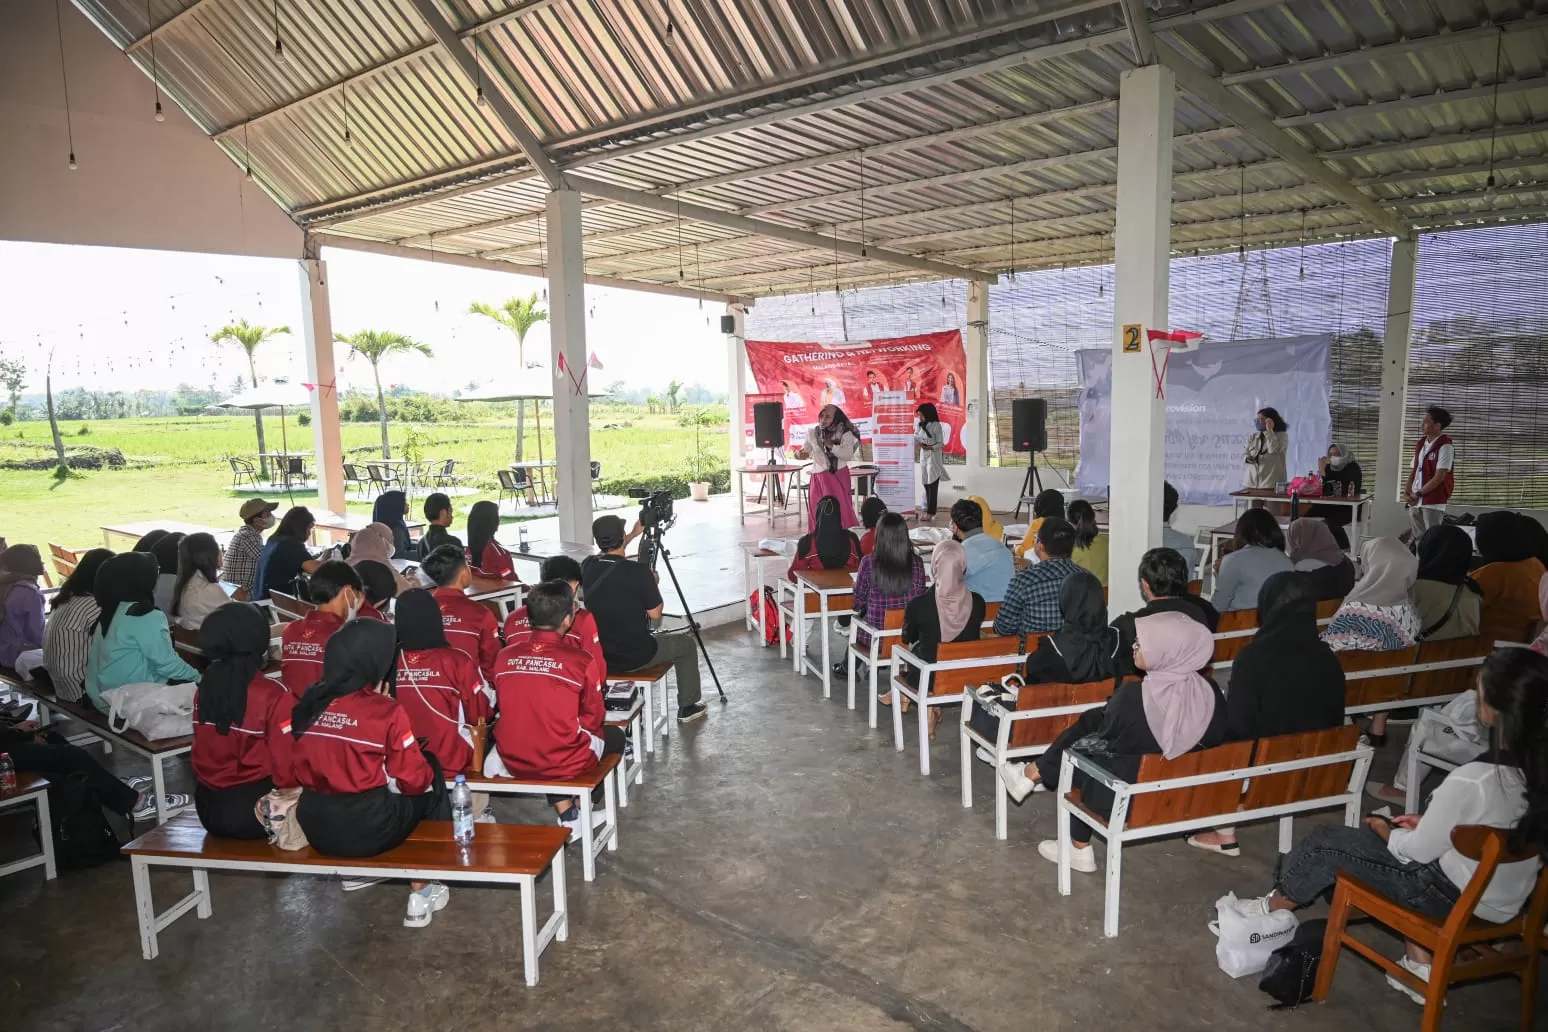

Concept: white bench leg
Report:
left=868, top=664, right=879, bottom=729
left=552, top=851, right=569, bottom=944
left=917, top=701, right=931, bottom=776
left=193, top=869, right=213, bottom=918
left=520, top=872, right=540, bottom=986
left=1404, top=741, right=1424, bottom=815
left=995, top=776, right=1009, bottom=842
left=152, top=756, right=169, bottom=825
left=819, top=617, right=832, bottom=698
left=890, top=686, right=905, bottom=751
left=846, top=650, right=857, bottom=711
left=604, top=770, right=619, bottom=853
left=658, top=672, right=671, bottom=740
left=640, top=682, right=656, bottom=755
left=959, top=723, right=972, bottom=808
left=1103, top=840, right=1124, bottom=939
left=132, top=855, right=158, bottom=960
left=577, top=791, right=596, bottom=883
left=1278, top=816, right=1294, bottom=855
left=631, top=712, right=645, bottom=787
left=38, top=791, right=56, bottom=880
left=1056, top=807, right=1072, bottom=897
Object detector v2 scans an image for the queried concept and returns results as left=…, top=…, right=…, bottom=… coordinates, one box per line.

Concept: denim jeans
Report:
left=1275, top=823, right=1459, bottom=918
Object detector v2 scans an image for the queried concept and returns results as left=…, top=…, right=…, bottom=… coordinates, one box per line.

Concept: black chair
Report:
left=228, top=456, right=258, bottom=490
left=433, top=458, right=461, bottom=488
left=498, top=468, right=535, bottom=508
left=342, top=463, right=369, bottom=500
left=283, top=456, right=308, bottom=490
left=366, top=464, right=401, bottom=495
left=589, top=461, right=602, bottom=498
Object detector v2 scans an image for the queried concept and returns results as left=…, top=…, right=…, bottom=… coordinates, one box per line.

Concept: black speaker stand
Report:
left=1013, top=452, right=1046, bottom=520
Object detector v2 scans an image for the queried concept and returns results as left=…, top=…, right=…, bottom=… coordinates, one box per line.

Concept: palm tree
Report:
left=335, top=329, right=433, bottom=459
left=210, top=319, right=291, bottom=478
left=468, top=294, right=548, bottom=461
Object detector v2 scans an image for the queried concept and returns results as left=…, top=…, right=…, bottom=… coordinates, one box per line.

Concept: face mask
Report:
left=1254, top=417, right=1266, bottom=431
left=1328, top=453, right=1349, bottom=471
left=345, top=590, right=361, bottom=622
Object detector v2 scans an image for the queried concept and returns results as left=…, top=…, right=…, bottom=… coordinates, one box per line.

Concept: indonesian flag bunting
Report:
left=1147, top=328, right=1203, bottom=343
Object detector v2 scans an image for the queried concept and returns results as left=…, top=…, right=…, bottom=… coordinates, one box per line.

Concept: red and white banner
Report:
left=744, top=330, right=967, bottom=458
left=870, top=391, right=917, bottom=514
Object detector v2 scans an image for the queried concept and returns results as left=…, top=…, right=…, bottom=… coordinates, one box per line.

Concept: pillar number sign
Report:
left=1122, top=324, right=1144, bottom=353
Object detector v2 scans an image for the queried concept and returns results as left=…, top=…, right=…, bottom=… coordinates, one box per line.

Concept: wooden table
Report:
left=790, top=568, right=856, bottom=697
left=740, top=542, right=787, bottom=636
left=1230, top=488, right=1372, bottom=555
left=102, top=521, right=230, bottom=550
left=310, top=512, right=426, bottom=545
left=736, top=462, right=808, bottom=525
left=506, top=538, right=595, bottom=568
left=0, top=774, right=54, bottom=882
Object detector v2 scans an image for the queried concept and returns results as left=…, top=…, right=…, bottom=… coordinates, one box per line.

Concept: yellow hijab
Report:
left=964, top=495, right=1003, bottom=542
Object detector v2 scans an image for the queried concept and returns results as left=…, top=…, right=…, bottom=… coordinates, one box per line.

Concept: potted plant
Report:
left=688, top=408, right=714, bottom=501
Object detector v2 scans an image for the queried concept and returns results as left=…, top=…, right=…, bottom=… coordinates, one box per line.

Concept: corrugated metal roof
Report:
left=68, top=0, right=1548, bottom=297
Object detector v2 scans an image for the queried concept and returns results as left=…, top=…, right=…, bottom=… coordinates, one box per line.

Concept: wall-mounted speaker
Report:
left=719, top=314, right=737, bottom=334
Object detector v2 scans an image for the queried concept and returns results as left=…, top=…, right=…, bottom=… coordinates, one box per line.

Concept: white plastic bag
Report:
left=100, top=681, right=196, bottom=741
left=1414, top=692, right=1487, bottom=766
left=1211, top=892, right=1298, bottom=978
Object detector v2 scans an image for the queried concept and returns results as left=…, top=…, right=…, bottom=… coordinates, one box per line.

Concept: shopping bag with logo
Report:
left=1211, top=892, right=1298, bottom=978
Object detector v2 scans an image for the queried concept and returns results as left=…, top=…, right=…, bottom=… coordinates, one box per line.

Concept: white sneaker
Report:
left=1385, top=955, right=1433, bottom=1006
left=556, top=806, right=607, bottom=842
left=341, top=876, right=386, bottom=892
left=1229, top=893, right=1274, bottom=918
left=975, top=746, right=995, bottom=764
left=475, top=806, right=497, bottom=824
left=403, top=883, right=450, bottom=928
left=1037, top=838, right=1097, bottom=873
left=997, top=762, right=1039, bottom=803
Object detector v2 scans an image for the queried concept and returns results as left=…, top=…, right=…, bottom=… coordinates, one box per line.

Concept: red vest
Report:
left=1410, top=433, right=1454, bottom=505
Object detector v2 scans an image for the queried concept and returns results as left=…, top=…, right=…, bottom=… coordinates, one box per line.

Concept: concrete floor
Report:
left=2, top=626, right=1538, bottom=1032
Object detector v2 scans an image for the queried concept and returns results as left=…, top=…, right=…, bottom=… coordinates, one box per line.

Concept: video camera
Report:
left=628, top=488, right=677, bottom=533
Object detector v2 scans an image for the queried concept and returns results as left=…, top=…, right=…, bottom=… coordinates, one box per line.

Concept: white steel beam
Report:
left=124, top=0, right=217, bottom=54
left=1118, top=0, right=1158, bottom=65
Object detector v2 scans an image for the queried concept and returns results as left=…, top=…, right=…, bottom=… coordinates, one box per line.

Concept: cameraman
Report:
left=581, top=515, right=707, bottom=724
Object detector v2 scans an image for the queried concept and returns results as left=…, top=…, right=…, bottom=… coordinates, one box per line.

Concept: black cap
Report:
left=592, top=515, right=627, bottom=549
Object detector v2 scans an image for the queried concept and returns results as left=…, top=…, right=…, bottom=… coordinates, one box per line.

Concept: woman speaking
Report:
left=914, top=403, right=947, bottom=518
left=1242, top=406, right=1289, bottom=490
left=795, top=404, right=861, bottom=531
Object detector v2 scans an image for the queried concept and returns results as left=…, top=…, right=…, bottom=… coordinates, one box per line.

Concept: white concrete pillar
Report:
left=1372, top=237, right=1417, bottom=537
left=546, top=188, right=594, bottom=545
left=1108, top=63, right=1175, bottom=614
left=298, top=258, right=346, bottom=517
left=726, top=301, right=748, bottom=472
left=965, top=281, right=990, bottom=471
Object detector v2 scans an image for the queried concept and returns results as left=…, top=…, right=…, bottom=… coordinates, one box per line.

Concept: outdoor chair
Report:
left=342, top=464, right=369, bottom=500
left=228, top=456, right=258, bottom=490
left=433, top=459, right=464, bottom=488
left=282, top=456, right=307, bottom=490
left=499, top=468, right=536, bottom=508
left=590, top=461, right=602, bottom=498
left=366, top=464, right=401, bottom=494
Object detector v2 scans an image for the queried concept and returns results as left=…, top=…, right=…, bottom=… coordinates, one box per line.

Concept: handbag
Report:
left=256, top=787, right=309, bottom=851
left=1258, top=919, right=1327, bottom=1008
left=1413, top=692, right=1488, bottom=766
left=100, top=682, right=196, bottom=741
left=1211, top=892, right=1299, bottom=978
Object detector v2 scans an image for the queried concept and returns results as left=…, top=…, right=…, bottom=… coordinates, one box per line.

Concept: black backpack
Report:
left=1258, top=918, right=1327, bottom=1009
left=48, top=772, right=125, bottom=870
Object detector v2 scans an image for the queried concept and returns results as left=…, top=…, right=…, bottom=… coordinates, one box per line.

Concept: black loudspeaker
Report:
left=1011, top=398, right=1047, bottom=453
left=753, top=401, right=785, bottom=448
left=719, top=314, right=737, bottom=334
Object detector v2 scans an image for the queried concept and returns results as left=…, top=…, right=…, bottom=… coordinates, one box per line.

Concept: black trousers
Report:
left=194, top=778, right=273, bottom=840
left=1032, top=709, right=1141, bottom=845
left=923, top=479, right=941, bottom=516
left=297, top=754, right=450, bottom=858
left=547, top=725, right=627, bottom=807
left=6, top=734, right=139, bottom=816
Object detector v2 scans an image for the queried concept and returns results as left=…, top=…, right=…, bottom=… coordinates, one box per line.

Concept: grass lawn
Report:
left=0, top=406, right=725, bottom=552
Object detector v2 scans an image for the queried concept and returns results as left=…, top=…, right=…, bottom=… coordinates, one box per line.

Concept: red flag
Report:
left=1146, top=329, right=1202, bottom=343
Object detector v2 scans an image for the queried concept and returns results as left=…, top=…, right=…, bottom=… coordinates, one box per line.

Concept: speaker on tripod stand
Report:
left=1011, top=398, right=1048, bottom=520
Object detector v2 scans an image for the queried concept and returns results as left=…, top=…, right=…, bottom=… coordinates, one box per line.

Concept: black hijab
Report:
left=291, top=619, right=399, bottom=737
left=131, top=529, right=169, bottom=554
left=466, top=500, right=501, bottom=566
left=53, top=547, right=113, bottom=608
left=372, top=490, right=412, bottom=558
left=395, top=588, right=449, bottom=652
left=805, top=496, right=852, bottom=568
left=354, top=560, right=398, bottom=608
left=196, top=603, right=271, bottom=735
left=1417, top=525, right=1481, bottom=590
left=150, top=532, right=184, bottom=576
left=1226, top=572, right=1346, bottom=739
left=1032, top=489, right=1066, bottom=522
left=1475, top=511, right=1534, bottom=565
left=93, top=552, right=159, bottom=635
left=1048, top=570, right=1118, bottom=682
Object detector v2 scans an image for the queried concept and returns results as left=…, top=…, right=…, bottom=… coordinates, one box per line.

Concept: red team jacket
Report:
left=472, top=540, right=522, bottom=582
left=357, top=602, right=389, bottom=623
left=279, top=610, right=345, bottom=695
left=491, top=631, right=605, bottom=780
left=290, top=689, right=435, bottom=796
left=503, top=605, right=605, bottom=689
left=432, top=587, right=501, bottom=682
left=396, top=645, right=492, bottom=775
left=191, top=674, right=298, bottom=790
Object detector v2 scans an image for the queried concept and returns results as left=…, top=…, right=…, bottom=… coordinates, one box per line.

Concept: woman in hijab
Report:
left=964, top=494, right=1005, bottom=543
left=191, top=603, right=295, bottom=839
left=150, top=532, right=186, bottom=613
left=788, top=495, right=862, bottom=579
left=795, top=404, right=861, bottom=532
left=0, top=544, right=47, bottom=668
left=465, top=500, right=520, bottom=582
left=290, top=619, right=452, bottom=928
left=41, top=547, right=112, bottom=703
left=881, top=540, right=985, bottom=710
left=1473, top=511, right=1548, bottom=644
left=1310, top=442, right=1363, bottom=549
left=1413, top=525, right=1483, bottom=642
left=1022, top=612, right=1226, bottom=872
left=1323, top=537, right=1421, bottom=747
left=85, top=552, right=199, bottom=713
left=347, top=523, right=414, bottom=597
left=1015, top=489, right=1067, bottom=559
left=371, top=489, right=414, bottom=559
left=131, top=529, right=169, bottom=555
left=1286, top=518, right=1355, bottom=601
left=1186, top=572, right=1347, bottom=856
left=394, top=588, right=492, bottom=780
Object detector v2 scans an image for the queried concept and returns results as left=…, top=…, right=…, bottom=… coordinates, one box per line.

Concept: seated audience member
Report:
left=843, top=513, right=927, bottom=678
left=41, top=548, right=112, bottom=702
left=964, top=495, right=1004, bottom=543
left=1067, top=499, right=1109, bottom=587
left=419, top=493, right=463, bottom=561
left=998, top=571, right=1118, bottom=800
left=85, top=552, right=200, bottom=713
left=1413, top=524, right=1482, bottom=642
left=878, top=539, right=984, bottom=713
left=1230, top=647, right=1547, bottom=1006
left=171, top=532, right=231, bottom=630
left=1015, top=489, right=1066, bottom=559
left=191, top=603, right=296, bottom=838
left=489, top=579, right=626, bottom=839
left=353, top=561, right=399, bottom=622
left=1160, top=482, right=1199, bottom=573
left=582, top=515, right=706, bottom=724
left=394, top=588, right=492, bottom=779
left=150, top=532, right=186, bottom=613
left=954, top=498, right=1013, bottom=603
left=1311, top=442, right=1363, bottom=550
left=466, top=500, right=521, bottom=582
left=421, top=544, right=501, bottom=683
left=503, top=555, right=603, bottom=682
left=1323, top=537, right=1420, bottom=748
left=0, top=544, right=47, bottom=668
left=1026, top=612, right=1227, bottom=872
left=347, top=522, right=414, bottom=596
left=1186, top=572, right=1346, bottom=856
left=224, top=498, right=278, bottom=597
left=279, top=561, right=362, bottom=696
left=131, top=529, right=169, bottom=556
left=255, top=507, right=327, bottom=601
left=289, top=620, right=451, bottom=927
left=994, top=518, right=1079, bottom=638
left=1110, top=547, right=1219, bottom=676
left=372, top=489, right=415, bottom=559
left=788, top=496, right=862, bottom=579
left=1533, top=575, right=1547, bottom=654
left=1472, top=511, right=1548, bottom=644
left=858, top=496, right=887, bottom=556
left=1211, top=509, right=1293, bottom=613
left=1286, top=518, right=1356, bottom=601
left=1, top=714, right=184, bottom=825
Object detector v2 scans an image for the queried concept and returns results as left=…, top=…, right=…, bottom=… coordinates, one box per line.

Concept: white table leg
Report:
left=152, top=755, right=169, bottom=825
left=552, top=851, right=569, bottom=943
left=132, top=856, right=158, bottom=960
left=578, top=790, right=596, bottom=882
left=521, top=874, right=540, bottom=986
left=38, top=792, right=56, bottom=880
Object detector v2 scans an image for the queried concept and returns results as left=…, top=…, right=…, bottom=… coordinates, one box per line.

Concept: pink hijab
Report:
left=931, top=539, right=974, bottom=641
left=1135, top=611, right=1218, bottom=759
left=348, top=523, right=396, bottom=567
left=1531, top=572, right=1548, bottom=655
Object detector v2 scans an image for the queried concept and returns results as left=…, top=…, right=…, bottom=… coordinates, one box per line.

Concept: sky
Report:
left=0, top=241, right=731, bottom=399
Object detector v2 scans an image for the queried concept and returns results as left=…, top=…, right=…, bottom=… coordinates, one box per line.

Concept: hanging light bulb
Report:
left=476, top=85, right=487, bottom=107
left=155, top=99, right=165, bottom=122
left=68, top=152, right=77, bottom=170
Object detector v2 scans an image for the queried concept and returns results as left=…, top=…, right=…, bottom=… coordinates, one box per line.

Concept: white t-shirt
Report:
left=1411, top=437, right=1454, bottom=506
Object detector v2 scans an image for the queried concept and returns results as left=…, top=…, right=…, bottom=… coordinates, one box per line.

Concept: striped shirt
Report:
left=42, top=596, right=100, bottom=702
left=223, top=524, right=265, bottom=597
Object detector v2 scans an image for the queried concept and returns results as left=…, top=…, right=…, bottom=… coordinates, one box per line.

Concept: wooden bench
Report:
left=851, top=605, right=1008, bottom=728
left=122, top=813, right=570, bottom=985
left=606, top=661, right=672, bottom=754
left=1340, top=638, right=1490, bottom=718
left=1210, top=598, right=1342, bottom=665
left=1, top=774, right=55, bottom=882
left=48, top=543, right=82, bottom=582
left=891, top=636, right=1027, bottom=776
left=1055, top=726, right=1372, bottom=937
left=460, top=752, right=620, bottom=882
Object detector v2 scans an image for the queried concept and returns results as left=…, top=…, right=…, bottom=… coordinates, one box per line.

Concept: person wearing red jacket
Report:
left=278, top=562, right=362, bottom=695
left=466, top=500, right=522, bottom=582
left=422, top=543, right=502, bottom=681
left=351, top=559, right=398, bottom=623
left=393, top=588, right=492, bottom=777
left=503, top=555, right=604, bottom=689
left=191, top=602, right=296, bottom=839
left=290, top=619, right=452, bottom=928
left=490, top=580, right=625, bottom=840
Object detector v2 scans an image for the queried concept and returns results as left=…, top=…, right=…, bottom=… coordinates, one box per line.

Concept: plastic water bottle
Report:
left=518, top=524, right=530, bottom=553
left=451, top=775, right=474, bottom=845
left=0, top=753, right=15, bottom=794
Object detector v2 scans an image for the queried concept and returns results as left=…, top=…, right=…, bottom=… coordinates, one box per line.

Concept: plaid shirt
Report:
left=993, top=557, right=1080, bottom=637
left=852, top=554, right=927, bottom=646
left=222, top=524, right=265, bottom=597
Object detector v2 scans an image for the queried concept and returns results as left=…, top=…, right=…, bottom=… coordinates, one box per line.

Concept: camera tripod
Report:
left=639, top=524, right=727, bottom=703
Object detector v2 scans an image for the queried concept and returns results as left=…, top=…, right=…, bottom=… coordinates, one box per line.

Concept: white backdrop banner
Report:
left=1074, top=334, right=1333, bottom=506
